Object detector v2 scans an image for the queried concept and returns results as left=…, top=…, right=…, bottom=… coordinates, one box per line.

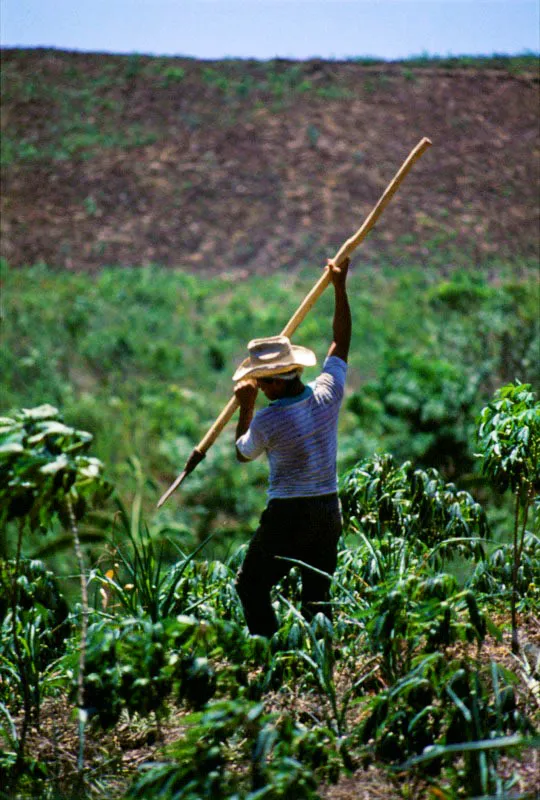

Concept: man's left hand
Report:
left=235, top=379, right=258, bottom=408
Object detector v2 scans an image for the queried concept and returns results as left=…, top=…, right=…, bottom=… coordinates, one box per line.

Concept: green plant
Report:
left=360, top=569, right=488, bottom=683
left=340, top=453, right=488, bottom=559
left=80, top=616, right=169, bottom=728
left=0, top=405, right=110, bottom=773
left=95, top=493, right=214, bottom=623
left=69, top=613, right=219, bottom=730
left=476, top=382, right=539, bottom=652
left=0, top=405, right=110, bottom=534
left=0, top=559, right=70, bottom=742
left=359, top=655, right=535, bottom=795
left=127, top=697, right=327, bottom=799
left=469, top=530, right=540, bottom=610
left=160, top=66, right=186, bottom=87
left=336, top=458, right=495, bottom=683
left=83, top=195, right=98, bottom=216
left=348, top=352, right=483, bottom=476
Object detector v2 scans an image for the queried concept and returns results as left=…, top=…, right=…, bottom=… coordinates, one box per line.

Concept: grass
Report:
left=0, top=59, right=158, bottom=165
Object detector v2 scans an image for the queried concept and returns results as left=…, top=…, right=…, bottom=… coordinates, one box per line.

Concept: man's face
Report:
left=256, top=376, right=287, bottom=401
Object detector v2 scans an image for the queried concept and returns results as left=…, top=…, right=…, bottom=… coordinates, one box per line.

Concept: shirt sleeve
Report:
left=236, top=413, right=267, bottom=461
left=314, top=356, right=348, bottom=403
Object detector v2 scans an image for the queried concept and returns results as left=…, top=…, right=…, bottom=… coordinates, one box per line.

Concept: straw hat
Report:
left=232, top=335, right=316, bottom=381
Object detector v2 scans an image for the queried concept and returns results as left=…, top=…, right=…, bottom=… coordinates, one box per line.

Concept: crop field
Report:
left=1, top=50, right=539, bottom=799
left=1, top=254, right=539, bottom=799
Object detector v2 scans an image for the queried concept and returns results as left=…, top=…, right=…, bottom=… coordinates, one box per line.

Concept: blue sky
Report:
left=2, top=0, right=539, bottom=61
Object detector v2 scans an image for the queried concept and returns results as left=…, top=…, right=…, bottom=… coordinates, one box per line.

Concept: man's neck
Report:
left=283, top=378, right=306, bottom=398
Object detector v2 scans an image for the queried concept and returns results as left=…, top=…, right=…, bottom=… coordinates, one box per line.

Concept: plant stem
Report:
left=517, top=483, right=533, bottom=566
left=66, top=496, right=89, bottom=778
left=511, top=485, right=521, bottom=655
left=12, top=519, right=31, bottom=771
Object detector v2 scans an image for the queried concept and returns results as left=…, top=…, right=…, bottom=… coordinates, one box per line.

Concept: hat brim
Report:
left=233, top=345, right=316, bottom=382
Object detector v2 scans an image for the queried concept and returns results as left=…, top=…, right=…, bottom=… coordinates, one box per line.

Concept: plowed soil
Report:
left=1, top=50, right=538, bottom=274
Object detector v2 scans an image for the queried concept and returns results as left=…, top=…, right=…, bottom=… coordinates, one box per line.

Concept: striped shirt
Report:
left=236, top=356, right=348, bottom=499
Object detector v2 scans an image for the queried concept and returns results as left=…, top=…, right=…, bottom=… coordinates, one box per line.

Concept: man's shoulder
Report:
left=320, top=355, right=348, bottom=380
left=324, top=354, right=347, bottom=367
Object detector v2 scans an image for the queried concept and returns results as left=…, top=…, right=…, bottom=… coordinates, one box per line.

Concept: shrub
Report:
left=476, top=382, right=539, bottom=653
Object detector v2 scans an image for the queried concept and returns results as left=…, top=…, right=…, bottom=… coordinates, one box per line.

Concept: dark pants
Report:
left=235, top=494, right=342, bottom=637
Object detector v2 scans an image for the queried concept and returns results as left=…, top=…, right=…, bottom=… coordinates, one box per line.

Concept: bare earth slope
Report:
left=1, top=50, right=538, bottom=274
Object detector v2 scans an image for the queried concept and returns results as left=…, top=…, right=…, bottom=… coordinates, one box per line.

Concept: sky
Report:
left=1, top=0, right=539, bottom=61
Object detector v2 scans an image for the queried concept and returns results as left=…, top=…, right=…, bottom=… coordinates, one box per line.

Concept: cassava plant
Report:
left=476, top=382, right=539, bottom=653
left=360, top=653, right=535, bottom=796
left=340, top=453, right=489, bottom=563
left=127, top=697, right=327, bottom=799
left=0, top=404, right=111, bottom=775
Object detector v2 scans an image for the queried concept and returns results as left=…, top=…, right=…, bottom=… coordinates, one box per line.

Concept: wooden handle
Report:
left=198, top=394, right=240, bottom=452
left=157, top=137, right=432, bottom=505
left=282, top=136, right=432, bottom=335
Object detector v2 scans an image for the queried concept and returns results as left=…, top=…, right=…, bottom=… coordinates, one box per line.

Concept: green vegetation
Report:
left=2, top=44, right=539, bottom=797
left=402, top=52, right=539, bottom=74
left=1, top=257, right=538, bottom=563
left=0, top=58, right=158, bottom=165
left=477, top=383, right=540, bottom=653
left=1, top=256, right=538, bottom=795
left=0, top=388, right=538, bottom=797
left=0, top=56, right=327, bottom=165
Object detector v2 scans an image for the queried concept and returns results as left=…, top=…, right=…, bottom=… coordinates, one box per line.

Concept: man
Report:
left=232, top=258, right=351, bottom=637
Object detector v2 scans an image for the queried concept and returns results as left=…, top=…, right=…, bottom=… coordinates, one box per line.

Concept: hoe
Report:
left=158, top=136, right=432, bottom=508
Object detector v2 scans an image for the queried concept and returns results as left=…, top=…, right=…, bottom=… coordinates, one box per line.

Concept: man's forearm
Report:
left=329, top=284, right=351, bottom=361
left=235, top=404, right=255, bottom=462
left=236, top=404, right=254, bottom=440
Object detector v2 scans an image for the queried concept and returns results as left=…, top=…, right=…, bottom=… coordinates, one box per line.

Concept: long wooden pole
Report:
left=157, top=136, right=432, bottom=507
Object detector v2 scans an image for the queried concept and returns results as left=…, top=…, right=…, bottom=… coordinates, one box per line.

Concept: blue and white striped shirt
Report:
left=236, top=356, right=347, bottom=499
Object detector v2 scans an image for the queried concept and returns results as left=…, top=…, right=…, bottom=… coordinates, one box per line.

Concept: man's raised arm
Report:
left=326, top=258, right=351, bottom=362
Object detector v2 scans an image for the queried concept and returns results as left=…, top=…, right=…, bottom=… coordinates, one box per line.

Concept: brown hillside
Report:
left=1, top=49, right=539, bottom=274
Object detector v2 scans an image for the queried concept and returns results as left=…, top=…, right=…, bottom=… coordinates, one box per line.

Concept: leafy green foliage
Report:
left=347, top=349, right=482, bottom=476
left=0, top=404, right=112, bottom=780
left=0, top=559, right=70, bottom=675
left=2, top=259, right=538, bottom=551
left=335, top=458, right=497, bottom=684
left=359, top=654, right=533, bottom=795
left=347, top=271, right=539, bottom=479
left=336, top=541, right=489, bottom=684
left=1, top=386, right=539, bottom=796
left=0, top=559, right=71, bottom=790
left=477, top=382, right=539, bottom=494
left=94, top=496, right=216, bottom=623
left=470, top=531, right=540, bottom=605
left=476, top=382, right=539, bottom=653
left=69, top=614, right=221, bottom=729
left=127, top=698, right=329, bottom=799
left=0, top=405, right=111, bottom=534
left=340, top=453, right=488, bottom=556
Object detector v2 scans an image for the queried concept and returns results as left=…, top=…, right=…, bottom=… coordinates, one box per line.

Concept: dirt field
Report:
left=1, top=50, right=538, bottom=274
